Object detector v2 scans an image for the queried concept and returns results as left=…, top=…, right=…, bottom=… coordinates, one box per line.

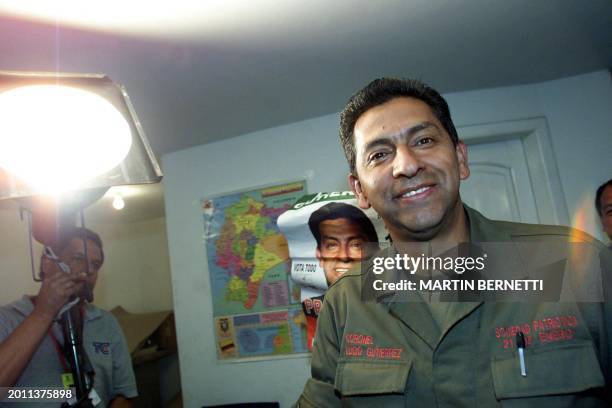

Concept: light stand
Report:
left=23, top=205, right=96, bottom=407
left=61, top=210, right=96, bottom=407
left=61, top=304, right=94, bottom=408
left=0, top=71, right=162, bottom=407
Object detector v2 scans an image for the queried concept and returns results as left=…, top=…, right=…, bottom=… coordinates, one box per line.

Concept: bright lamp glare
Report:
left=0, top=1, right=233, bottom=37
left=112, top=195, right=125, bottom=210
left=0, top=85, right=132, bottom=193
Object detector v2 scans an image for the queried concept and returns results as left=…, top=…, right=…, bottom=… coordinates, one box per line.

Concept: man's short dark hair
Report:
left=595, top=179, right=612, bottom=216
left=339, top=78, right=459, bottom=174
left=308, top=202, right=379, bottom=247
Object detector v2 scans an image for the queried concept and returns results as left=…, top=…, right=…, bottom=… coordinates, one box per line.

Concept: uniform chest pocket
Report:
left=334, top=360, right=412, bottom=396
left=491, top=341, right=605, bottom=399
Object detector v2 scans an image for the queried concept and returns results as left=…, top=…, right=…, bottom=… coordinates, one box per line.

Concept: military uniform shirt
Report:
left=297, top=206, right=612, bottom=407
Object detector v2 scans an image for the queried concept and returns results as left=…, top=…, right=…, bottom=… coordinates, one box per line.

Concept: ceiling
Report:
left=0, top=0, right=611, bottom=223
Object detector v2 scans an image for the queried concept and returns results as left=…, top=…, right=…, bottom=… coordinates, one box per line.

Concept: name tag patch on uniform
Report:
left=495, top=315, right=578, bottom=349
left=344, top=332, right=403, bottom=360
left=93, top=341, right=110, bottom=355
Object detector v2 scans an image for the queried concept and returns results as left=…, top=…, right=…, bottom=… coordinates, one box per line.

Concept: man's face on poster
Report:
left=316, top=217, right=369, bottom=285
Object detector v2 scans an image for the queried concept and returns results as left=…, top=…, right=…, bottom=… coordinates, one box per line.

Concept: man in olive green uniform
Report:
left=297, top=78, right=611, bottom=406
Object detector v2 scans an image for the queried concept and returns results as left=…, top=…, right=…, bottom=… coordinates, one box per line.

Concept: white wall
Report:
left=163, top=114, right=344, bottom=408
left=0, top=209, right=173, bottom=314
left=163, top=70, right=612, bottom=408
left=536, top=72, right=612, bottom=240
left=446, top=70, right=612, bottom=242
left=89, top=217, right=173, bottom=313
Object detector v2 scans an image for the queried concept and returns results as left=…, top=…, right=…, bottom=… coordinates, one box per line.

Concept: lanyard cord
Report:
left=48, top=327, right=69, bottom=372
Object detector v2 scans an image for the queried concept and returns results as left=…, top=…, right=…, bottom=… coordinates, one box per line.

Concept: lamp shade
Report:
left=0, top=70, right=162, bottom=200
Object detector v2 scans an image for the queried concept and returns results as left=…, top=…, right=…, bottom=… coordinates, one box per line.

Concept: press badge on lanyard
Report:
left=66, top=388, right=102, bottom=406
left=61, top=372, right=74, bottom=388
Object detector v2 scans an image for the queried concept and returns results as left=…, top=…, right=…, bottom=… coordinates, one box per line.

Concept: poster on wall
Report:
left=202, top=181, right=309, bottom=360
left=277, top=192, right=387, bottom=350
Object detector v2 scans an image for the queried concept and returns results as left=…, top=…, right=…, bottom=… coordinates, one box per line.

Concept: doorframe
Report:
left=458, top=117, right=570, bottom=226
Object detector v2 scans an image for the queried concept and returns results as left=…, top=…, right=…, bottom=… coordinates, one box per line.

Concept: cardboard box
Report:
left=111, top=307, right=180, bottom=407
left=110, top=306, right=177, bottom=364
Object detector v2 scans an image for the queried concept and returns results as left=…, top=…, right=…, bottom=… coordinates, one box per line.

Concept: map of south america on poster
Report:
left=202, top=181, right=308, bottom=359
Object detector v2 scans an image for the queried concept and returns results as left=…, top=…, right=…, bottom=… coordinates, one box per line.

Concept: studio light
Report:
left=0, top=70, right=163, bottom=404
left=0, top=85, right=132, bottom=193
left=112, top=194, right=125, bottom=210
left=0, top=70, right=162, bottom=200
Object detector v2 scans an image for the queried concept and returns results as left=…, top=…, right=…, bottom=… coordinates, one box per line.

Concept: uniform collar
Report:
left=12, top=295, right=102, bottom=323
left=374, top=204, right=499, bottom=349
left=373, top=204, right=501, bottom=301
left=10, top=295, right=35, bottom=317
left=82, top=303, right=102, bottom=322
left=464, top=205, right=512, bottom=242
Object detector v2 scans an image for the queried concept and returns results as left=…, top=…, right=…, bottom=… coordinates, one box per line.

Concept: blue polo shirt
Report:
left=0, top=296, right=138, bottom=407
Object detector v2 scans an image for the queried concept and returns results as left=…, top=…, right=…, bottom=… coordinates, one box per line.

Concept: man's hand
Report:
left=0, top=260, right=88, bottom=388
left=33, top=258, right=87, bottom=320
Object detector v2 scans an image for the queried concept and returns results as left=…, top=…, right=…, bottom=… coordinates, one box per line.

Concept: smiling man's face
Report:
left=349, top=97, right=469, bottom=241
